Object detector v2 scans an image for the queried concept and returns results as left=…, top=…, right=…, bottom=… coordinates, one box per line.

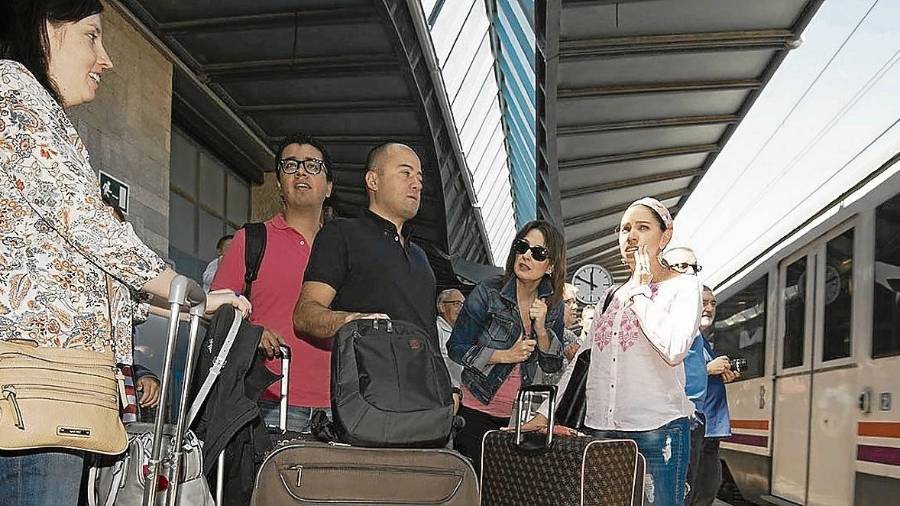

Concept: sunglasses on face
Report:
left=513, top=239, right=549, bottom=262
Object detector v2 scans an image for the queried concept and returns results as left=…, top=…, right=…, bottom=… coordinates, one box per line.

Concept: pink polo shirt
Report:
left=211, top=213, right=331, bottom=408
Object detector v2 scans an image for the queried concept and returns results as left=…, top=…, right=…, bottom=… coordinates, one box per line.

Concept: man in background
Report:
left=203, top=234, right=233, bottom=292
left=436, top=289, right=465, bottom=388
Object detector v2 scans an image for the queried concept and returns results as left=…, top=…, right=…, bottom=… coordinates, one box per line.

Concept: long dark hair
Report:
left=504, top=220, right=566, bottom=306
left=0, top=0, right=104, bottom=104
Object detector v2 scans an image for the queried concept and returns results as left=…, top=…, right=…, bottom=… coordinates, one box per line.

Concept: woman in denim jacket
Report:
left=448, top=220, right=566, bottom=473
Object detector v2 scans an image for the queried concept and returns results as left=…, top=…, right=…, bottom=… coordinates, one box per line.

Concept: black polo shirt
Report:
left=304, top=209, right=438, bottom=342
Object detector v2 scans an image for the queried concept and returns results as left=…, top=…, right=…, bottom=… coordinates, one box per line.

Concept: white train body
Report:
left=712, top=154, right=900, bottom=505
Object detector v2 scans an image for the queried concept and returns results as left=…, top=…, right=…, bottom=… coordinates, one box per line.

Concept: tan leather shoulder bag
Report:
left=0, top=339, right=128, bottom=455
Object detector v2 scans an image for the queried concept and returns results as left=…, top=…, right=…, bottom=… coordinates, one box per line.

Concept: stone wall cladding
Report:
left=69, top=2, right=173, bottom=257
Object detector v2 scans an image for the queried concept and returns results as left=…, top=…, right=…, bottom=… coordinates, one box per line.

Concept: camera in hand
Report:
left=730, top=358, right=748, bottom=373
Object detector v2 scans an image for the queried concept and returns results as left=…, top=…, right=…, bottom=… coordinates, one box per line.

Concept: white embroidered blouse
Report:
left=0, top=60, right=167, bottom=362
left=543, top=274, right=701, bottom=431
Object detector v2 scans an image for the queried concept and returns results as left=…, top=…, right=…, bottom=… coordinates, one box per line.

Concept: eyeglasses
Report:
left=512, top=239, right=549, bottom=262
left=442, top=300, right=464, bottom=307
left=278, top=158, right=327, bottom=176
left=669, top=262, right=701, bottom=274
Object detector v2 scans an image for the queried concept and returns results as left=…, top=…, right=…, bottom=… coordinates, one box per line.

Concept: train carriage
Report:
left=713, top=152, right=900, bottom=505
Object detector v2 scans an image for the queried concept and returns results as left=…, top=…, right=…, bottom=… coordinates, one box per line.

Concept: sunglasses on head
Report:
left=513, top=239, right=549, bottom=262
left=669, top=262, right=701, bottom=274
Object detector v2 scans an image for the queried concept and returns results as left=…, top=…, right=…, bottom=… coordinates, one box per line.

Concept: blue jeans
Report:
left=588, top=417, right=691, bottom=506
left=259, top=401, right=331, bottom=433
left=0, top=450, right=84, bottom=505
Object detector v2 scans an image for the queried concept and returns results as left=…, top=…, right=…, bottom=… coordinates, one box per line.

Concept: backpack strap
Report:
left=242, top=222, right=267, bottom=298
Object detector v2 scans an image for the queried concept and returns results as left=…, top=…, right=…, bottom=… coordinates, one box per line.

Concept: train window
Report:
left=782, top=258, right=807, bottom=368
left=873, top=195, right=900, bottom=358
left=712, top=276, right=767, bottom=380
left=822, top=229, right=853, bottom=361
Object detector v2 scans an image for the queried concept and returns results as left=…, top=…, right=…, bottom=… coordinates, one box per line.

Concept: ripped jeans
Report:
left=587, top=417, right=690, bottom=506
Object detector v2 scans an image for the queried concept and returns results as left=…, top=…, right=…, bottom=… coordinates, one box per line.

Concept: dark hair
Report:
left=100, top=192, right=125, bottom=222
left=702, top=285, right=714, bottom=294
left=216, top=235, right=233, bottom=250
left=504, top=220, right=566, bottom=306
left=0, top=0, right=104, bottom=104
left=274, top=133, right=333, bottom=182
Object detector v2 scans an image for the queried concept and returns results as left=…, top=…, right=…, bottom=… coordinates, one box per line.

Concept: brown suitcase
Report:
left=251, top=441, right=479, bottom=505
left=481, top=385, right=645, bottom=506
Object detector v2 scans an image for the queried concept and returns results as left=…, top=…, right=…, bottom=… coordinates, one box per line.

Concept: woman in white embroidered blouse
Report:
left=0, top=2, right=249, bottom=504
left=528, top=197, right=701, bottom=506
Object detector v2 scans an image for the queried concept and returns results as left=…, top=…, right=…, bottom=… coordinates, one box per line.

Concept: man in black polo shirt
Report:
left=294, top=142, right=441, bottom=350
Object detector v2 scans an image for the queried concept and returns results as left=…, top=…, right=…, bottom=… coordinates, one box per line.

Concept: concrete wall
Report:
left=69, top=2, right=173, bottom=257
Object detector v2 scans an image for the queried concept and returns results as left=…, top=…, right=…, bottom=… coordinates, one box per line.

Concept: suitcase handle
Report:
left=143, top=275, right=206, bottom=506
left=514, top=384, right=557, bottom=451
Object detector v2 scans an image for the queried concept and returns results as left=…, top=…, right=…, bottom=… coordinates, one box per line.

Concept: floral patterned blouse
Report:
left=0, top=60, right=166, bottom=362
left=541, top=274, right=702, bottom=431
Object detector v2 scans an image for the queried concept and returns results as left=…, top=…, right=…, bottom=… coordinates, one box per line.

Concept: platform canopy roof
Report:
left=534, top=0, right=824, bottom=281
left=114, top=0, right=500, bottom=289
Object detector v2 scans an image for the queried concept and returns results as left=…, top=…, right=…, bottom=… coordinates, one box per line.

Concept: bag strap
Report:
left=185, top=310, right=243, bottom=428
left=601, top=285, right=621, bottom=314
left=242, top=222, right=267, bottom=298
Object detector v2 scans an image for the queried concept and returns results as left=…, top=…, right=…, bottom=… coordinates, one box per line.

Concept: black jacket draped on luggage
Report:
left=190, top=306, right=278, bottom=505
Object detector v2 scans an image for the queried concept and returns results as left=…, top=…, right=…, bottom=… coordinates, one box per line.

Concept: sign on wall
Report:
left=100, top=171, right=130, bottom=215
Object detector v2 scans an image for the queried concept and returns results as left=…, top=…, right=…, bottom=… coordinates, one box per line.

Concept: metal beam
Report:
left=240, top=99, right=417, bottom=114
left=561, top=167, right=704, bottom=199
left=558, top=79, right=761, bottom=100
left=559, top=144, right=718, bottom=170
left=560, top=30, right=797, bottom=60
left=568, top=240, right=618, bottom=264
left=535, top=0, right=564, bottom=228
left=269, top=134, right=425, bottom=146
left=557, top=114, right=738, bottom=137
left=563, top=189, right=683, bottom=227
left=567, top=225, right=617, bottom=249
left=201, top=55, right=400, bottom=80
left=158, top=7, right=378, bottom=34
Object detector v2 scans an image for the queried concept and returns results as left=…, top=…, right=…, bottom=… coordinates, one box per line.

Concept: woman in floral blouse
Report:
left=0, top=2, right=250, bottom=504
left=527, top=197, right=702, bottom=506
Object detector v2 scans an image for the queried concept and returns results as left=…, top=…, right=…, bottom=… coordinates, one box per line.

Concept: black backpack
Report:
left=241, top=222, right=267, bottom=298
left=330, top=319, right=455, bottom=448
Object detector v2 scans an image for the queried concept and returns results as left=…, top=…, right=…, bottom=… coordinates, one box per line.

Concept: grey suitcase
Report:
left=251, top=441, right=479, bottom=505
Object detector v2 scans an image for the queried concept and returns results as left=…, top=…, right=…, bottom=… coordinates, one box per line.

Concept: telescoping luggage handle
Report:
left=143, top=275, right=206, bottom=506
left=214, top=345, right=291, bottom=505
left=514, top=384, right=557, bottom=452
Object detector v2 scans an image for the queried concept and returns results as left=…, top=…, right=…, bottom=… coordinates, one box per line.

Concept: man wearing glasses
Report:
left=211, top=133, right=334, bottom=433
left=436, top=289, right=465, bottom=388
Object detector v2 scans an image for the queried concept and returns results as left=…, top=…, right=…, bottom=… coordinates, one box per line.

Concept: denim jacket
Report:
left=447, top=275, right=565, bottom=404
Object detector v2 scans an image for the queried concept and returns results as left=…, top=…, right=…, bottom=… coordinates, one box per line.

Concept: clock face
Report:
left=571, top=264, right=614, bottom=305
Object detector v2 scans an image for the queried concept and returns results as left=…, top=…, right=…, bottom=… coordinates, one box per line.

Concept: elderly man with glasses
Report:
left=437, top=289, right=465, bottom=389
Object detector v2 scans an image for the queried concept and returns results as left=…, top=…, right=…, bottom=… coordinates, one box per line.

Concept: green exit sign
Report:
left=99, top=171, right=130, bottom=215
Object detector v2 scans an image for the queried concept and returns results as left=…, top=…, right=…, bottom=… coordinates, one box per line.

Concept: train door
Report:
left=771, top=222, right=858, bottom=505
